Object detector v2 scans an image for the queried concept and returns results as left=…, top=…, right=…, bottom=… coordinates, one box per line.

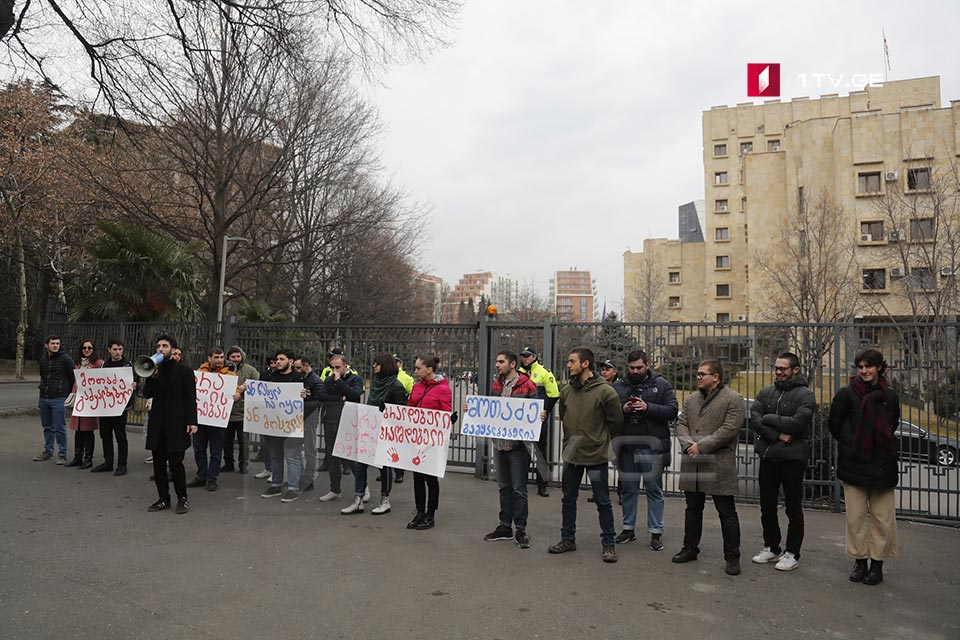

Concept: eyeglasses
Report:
left=82, top=346, right=93, bottom=350
left=695, top=372, right=714, bottom=378
left=773, top=366, right=792, bottom=372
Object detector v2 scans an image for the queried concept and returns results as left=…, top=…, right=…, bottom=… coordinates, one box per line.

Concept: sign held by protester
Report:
left=461, top=395, right=543, bottom=442
left=243, top=380, right=303, bottom=438
left=333, top=402, right=382, bottom=468
left=72, top=368, right=135, bottom=417
left=373, top=403, right=452, bottom=478
left=194, top=371, right=238, bottom=428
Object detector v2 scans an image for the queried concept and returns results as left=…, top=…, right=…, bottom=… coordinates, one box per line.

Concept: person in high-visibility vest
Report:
left=519, top=346, right=560, bottom=497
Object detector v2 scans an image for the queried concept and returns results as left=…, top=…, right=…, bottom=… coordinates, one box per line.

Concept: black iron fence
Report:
left=45, top=317, right=960, bottom=522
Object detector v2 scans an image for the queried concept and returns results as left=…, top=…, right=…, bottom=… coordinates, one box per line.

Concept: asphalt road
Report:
left=2, top=415, right=959, bottom=640
left=0, top=382, right=40, bottom=410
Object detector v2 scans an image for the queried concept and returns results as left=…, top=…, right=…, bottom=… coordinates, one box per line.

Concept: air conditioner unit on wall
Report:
left=941, top=267, right=957, bottom=277
left=885, top=170, right=899, bottom=182
left=718, top=204, right=728, bottom=212
left=860, top=233, right=873, bottom=242
left=736, top=314, right=747, bottom=322
left=890, top=267, right=906, bottom=278
left=889, top=229, right=905, bottom=241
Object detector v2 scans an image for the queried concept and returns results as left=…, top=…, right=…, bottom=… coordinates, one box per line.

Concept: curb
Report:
left=0, top=406, right=40, bottom=418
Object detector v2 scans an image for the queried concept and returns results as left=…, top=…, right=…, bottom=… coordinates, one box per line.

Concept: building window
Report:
left=740, top=196, right=746, bottom=212
left=740, top=141, right=753, bottom=155
left=715, top=199, right=729, bottom=213
left=910, top=218, right=934, bottom=242
left=862, top=268, right=886, bottom=290
left=668, top=271, right=681, bottom=284
left=907, top=167, right=932, bottom=191
left=715, top=171, right=729, bottom=185
left=767, top=139, right=781, bottom=152
left=668, top=296, right=681, bottom=309
left=859, top=221, right=884, bottom=243
left=798, top=186, right=805, bottom=214
left=713, top=143, right=727, bottom=156
left=715, top=227, right=730, bottom=241
left=716, top=255, right=731, bottom=269
left=716, top=313, right=731, bottom=323
left=716, top=284, right=731, bottom=298
left=908, top=267, right=935, bottom=290
left=857, top=171, right=882, bottom=194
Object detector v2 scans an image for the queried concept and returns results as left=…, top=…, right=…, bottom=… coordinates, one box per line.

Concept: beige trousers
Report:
left=842, top=482, right=898, bottom=560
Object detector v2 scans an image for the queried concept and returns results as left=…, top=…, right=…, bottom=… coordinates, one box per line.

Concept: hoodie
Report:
left=226, top=346, right=260, bottom=423
left=558, top=372, right=623, bottom=466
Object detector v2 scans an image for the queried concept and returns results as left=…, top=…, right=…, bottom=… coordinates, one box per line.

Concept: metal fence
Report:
left=46, top=317, right=960, bottom=522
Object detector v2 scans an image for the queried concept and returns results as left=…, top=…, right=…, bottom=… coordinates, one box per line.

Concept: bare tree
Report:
left=3, top=1, right=460, bottom=115
left=754, top=190, right=860, bottom=388
left=507, top=278, right=551, bottom=322
left=624, top=251, right=665, bottom=324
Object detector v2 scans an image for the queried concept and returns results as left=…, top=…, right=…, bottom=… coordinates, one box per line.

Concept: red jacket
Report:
left=409, top=376, right=452, bottom=411
left=491, top=371, right=538, bottom=399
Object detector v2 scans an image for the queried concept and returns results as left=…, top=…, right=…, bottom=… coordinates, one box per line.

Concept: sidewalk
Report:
left=2, top=414, right=958, bottom=640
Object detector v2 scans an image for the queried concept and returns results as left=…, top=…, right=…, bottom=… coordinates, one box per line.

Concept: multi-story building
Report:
left=441, top=271, right=519, bottom=322
left=549, top=269, right=597, bottom=322
left=410, top=273, right=444, bottom=323
left=625, top=76, right=960, bottom=324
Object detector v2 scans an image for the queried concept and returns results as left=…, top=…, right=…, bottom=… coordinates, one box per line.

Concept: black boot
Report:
left=64, top=455, right=83, bottom=467
left=416, top=510, right=436, bottom=530
left=406, top=511, right=425, bottom=529
left=862, top=560, right=883, bottom=586
left=849, top=558, right=869, bottom=582
left=65, top=433, right=83, bottom=466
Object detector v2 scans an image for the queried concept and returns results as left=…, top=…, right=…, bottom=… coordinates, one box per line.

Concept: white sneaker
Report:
left=143, top=456, right=153, bottom=464
left=752, top=547, right=782, bottom=564
left=362, top=487, right=371, bottom=503
left=318, top=491, right=342, bottom=502
left=775, top=551, right=799, bottom=571
left=340, top=496, right=364, bottom=514
left=371, top=497, right=391, bottom=515
left=254, top=469, right=271, bottom=479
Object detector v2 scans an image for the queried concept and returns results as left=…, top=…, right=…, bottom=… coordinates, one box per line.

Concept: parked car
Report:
left=895, top=421, right=959, bottom=467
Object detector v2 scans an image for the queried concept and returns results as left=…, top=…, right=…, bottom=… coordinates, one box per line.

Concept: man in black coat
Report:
left=141, top=334, right=198, bottom=514
left=35, top=334, right=75, bottom=463
left=748, top=352, right=816, bottom=571
left=612, top=350, right=678, bottom=551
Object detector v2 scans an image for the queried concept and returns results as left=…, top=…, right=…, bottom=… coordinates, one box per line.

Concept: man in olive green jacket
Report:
left=673, top=359, right=745, bottom=576
left=546, top=347, right=623, bottom=563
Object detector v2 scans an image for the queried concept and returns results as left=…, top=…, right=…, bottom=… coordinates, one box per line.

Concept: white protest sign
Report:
left=373, top=403, right=452, bottom=478
left=333, top=402, right=383, bottom=468
left=194, top=371, right=238, bottom=428
left=72, top=367, right=135, bottom=417
left=461, top=395, right=544, bottom=442
left=242, top=380, right=304, bottom=438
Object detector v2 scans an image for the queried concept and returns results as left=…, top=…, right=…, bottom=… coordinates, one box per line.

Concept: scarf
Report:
left=368, top=373, right=398, bottom=405
left=849, top=376, right=894, bottom=454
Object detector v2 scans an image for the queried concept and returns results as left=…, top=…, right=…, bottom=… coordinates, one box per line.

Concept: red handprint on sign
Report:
left=411, top=448, right=427, bottom=466
left=386, top=447, right=399, bottom=463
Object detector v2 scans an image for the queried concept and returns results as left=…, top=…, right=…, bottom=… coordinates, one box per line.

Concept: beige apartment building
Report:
left=550, top=269, right=597, bottom=322
left=625, top=76, right=960, bottom=324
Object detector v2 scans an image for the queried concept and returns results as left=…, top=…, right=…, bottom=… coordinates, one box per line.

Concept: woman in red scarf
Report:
left=828, top=349, right=900, bottom=586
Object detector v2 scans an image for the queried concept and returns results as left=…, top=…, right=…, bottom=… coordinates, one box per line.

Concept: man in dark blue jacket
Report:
left=35, top=335, right=75, bottom=463
left=749, top=352, right=816, bottom=571
left=612, top=350, right=678, bottom=551
left=316, top=355, right=364, bottom=502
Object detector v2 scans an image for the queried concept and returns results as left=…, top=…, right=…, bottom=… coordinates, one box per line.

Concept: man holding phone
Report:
left=612, top=350, right=678, bottom=551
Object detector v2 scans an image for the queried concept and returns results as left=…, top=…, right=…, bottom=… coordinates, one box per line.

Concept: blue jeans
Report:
left=561, top=462, right=616, bottom=547
left=354, top=463, right=392, bottom=498
left=192, top=426, right=225, bottom=481
left=267, top=436, right=302, bottom=492
left=497, top=446, right=530, bottom=530
left=39, top=397, right=68, bottom=457
left=619, top=445, right=665, bottom=534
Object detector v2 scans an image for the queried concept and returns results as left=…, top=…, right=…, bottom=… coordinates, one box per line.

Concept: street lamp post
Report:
left=217, top=234, right=250, bottom=326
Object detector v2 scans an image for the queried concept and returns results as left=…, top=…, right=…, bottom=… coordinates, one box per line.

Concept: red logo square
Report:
left=747, top=63, right=780, bottom=97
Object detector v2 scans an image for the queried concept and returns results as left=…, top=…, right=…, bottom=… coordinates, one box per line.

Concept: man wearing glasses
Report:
left=749, top=352, right=816, bottom=572
left=673, top=360, right=745, bottom=575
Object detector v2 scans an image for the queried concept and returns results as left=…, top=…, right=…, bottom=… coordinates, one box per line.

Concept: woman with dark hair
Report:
left=65, top=340, right=104, bottom=469
left=828, top=349, right=900, bottom=586
left=341, top=354, right=408, bottom=516
left=406, top=354, right=452, bottom=530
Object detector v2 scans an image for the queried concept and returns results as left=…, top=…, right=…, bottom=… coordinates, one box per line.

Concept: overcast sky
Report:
left=364, top=0, right=960, bottom=314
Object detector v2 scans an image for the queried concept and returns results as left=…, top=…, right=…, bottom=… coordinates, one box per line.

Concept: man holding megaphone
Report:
left=140, top=333, right=198, bottom=515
